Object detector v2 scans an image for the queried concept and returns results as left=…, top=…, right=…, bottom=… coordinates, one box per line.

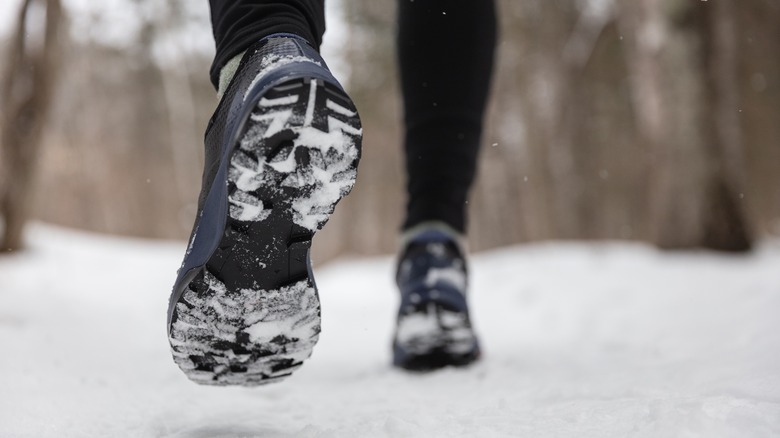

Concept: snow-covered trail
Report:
left=1, top=225, right=779, bottom=437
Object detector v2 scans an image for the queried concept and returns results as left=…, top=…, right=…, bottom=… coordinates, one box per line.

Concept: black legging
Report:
left=209, top=0, right=497, bottom=234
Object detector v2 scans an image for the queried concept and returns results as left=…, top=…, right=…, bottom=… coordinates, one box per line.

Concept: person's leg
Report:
left=398, top=0, right=497, bottom=234
left=168, top=1, right=362, bottom=386
left=393, top=0, right=497, bottom=370
left=209, top=0, right=326, bottom=89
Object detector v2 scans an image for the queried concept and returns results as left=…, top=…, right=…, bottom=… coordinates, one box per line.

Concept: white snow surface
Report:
left=1, top=224, right=779, bottom=437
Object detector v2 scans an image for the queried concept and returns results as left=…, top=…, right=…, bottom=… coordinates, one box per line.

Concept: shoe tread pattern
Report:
left=169, top=77, right=361, bottom=386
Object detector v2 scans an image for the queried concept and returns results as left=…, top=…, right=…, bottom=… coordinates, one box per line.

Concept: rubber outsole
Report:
left=169, top=77, right=361, bottom=386
left=393, top=347, right=481, bottom=372
left=392, top=300, right=481, bottom=372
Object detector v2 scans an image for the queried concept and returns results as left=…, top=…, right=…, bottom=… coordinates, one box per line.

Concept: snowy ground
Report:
left=1, top=225, right=779, bottom=437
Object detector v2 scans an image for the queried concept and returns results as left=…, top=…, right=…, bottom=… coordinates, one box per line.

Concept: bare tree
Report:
left=619, top=0, right=752, bottom=251
left=0, top=0, right=65, bottom=252
left=736, top=0, right=780, bottom=237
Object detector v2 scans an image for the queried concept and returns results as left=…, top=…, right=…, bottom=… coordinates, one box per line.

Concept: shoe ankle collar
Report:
left=399, top=221, right=468, bottom=256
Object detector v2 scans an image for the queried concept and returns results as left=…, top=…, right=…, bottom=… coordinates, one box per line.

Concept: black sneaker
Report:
left=392, top=229, right=481, bottom=371
left=167, top=35, right=362, bottom=386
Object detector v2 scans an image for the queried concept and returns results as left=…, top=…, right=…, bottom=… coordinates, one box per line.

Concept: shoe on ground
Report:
left=392, top=229, right=481, bottom=371
left=167, top=34, right=362, bottom=386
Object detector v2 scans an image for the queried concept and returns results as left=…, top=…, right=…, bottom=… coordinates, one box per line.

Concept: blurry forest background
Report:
left=1, top=0, right=779, bottom=262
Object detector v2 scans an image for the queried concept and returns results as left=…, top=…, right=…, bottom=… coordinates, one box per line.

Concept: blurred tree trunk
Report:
left=736, top=0, right=780, bottom=240
left=619, top=0, right=752, bottom=251
left=0, top=0, right=64, bottom=252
